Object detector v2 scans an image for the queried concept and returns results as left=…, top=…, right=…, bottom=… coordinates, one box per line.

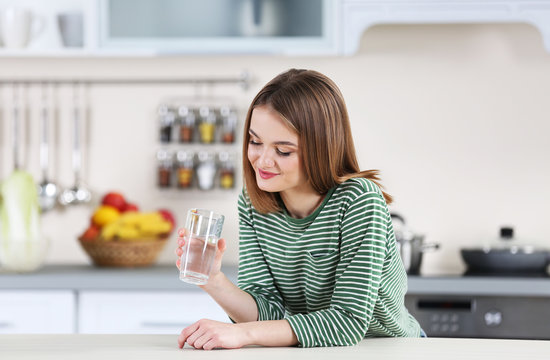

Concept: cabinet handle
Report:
left=0, top=322, right=13, bottom=329
left=140, top=322, right=191, bottom=328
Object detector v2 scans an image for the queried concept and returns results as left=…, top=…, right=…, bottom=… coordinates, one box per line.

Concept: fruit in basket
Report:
left=81, top=191, right=174, bottom=242
left=81, top=224, right=100, bottom=241
left=123, top=202, right=139, bottom=212
left=92, top=205, right=121, bottom=227
left=101, top=192, right=127, bottom=212
left=98, top=211, right=172, bottom=240
left=157, top=209, right=175, bottom=229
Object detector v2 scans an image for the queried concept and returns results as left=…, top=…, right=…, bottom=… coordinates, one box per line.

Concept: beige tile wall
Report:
left=1, top=24, right=549, bottom=275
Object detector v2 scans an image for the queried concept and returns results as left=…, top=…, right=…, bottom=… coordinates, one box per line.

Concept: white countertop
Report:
left=1, top=335, right=549, bottom=360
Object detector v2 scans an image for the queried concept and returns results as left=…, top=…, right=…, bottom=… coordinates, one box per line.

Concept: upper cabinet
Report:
left=338, top=0, right=550, bottom=55
left=98, top=0, right=338, bottom=55
left=1, top=0, right=550, bottom=57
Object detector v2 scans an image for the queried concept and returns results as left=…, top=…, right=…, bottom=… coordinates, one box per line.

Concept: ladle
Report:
left=59, top=83, right=91, bottom=206
left=37, top=84, right=59, bottom=212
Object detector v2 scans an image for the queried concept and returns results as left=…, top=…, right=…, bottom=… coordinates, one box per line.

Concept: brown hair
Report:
left=242, top=69, right=392, bottom=213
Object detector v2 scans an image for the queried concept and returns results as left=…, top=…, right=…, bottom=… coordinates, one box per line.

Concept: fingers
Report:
left=192, top=332, right=212, bottom=350
left=175, top=228, right=187, bottom=270
left=185, top=322, right=207, bottom=348
left=178, top=321, right=200, bottom=348
left=178, top=228, right=187, bottom=238
left=217, top=238, right=227, bottom=253
left=202, top=339, right=218, bottom=351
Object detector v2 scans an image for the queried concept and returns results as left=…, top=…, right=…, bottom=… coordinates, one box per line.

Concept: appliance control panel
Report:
left=405, top=295, right=550, bottom=339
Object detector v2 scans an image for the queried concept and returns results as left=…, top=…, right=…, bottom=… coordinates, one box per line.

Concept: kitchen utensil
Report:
left=37, top=84, right=59, bottom=212
left=391, top=213, right=439, bottom=275
left=239, top=0, right=282, bottom=37
left=461, top=227, right=550, bottom=274
left=59, top=83, right=91, bottom=206
left=1, top=6, right=45, bottom=48
left=57, top=12, right=83, bottom=48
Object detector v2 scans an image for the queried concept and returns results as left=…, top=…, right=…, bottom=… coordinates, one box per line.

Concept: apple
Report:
left=81, top=224, right=100, bottom=241
left=158, top=209, right=176, bottom=231
left=123, top=202, right=139, bottom=212
left=101, top=192, right=127, bottom=212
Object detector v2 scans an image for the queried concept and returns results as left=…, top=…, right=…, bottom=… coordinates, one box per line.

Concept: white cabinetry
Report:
left=78, top=291, right=229, bottom=334
left=0, top=291, right=76, bottom=334
left=2, top=0, right=550, bottom=56
left=339, top=0, right=550, bottom=54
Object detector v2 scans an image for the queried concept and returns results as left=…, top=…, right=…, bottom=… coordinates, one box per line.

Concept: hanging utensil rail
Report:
left=0, top=71, right=251, bottom=89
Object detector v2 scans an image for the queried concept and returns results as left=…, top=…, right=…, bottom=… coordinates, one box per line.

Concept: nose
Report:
left=258, top=149, right=275, bottom=168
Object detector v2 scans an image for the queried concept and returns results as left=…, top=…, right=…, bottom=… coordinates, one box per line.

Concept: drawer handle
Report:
left=140, top=322, right=191, bottom=328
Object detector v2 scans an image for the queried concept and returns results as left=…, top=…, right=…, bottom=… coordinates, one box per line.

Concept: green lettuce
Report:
left=0, top=170, right=44, bottom=271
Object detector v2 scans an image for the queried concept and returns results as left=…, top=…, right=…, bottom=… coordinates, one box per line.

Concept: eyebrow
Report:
left=249, top=129, right=297, bottom=147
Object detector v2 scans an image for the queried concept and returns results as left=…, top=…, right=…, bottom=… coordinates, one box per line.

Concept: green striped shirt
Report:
left=237, top=178, right=422, bottom=347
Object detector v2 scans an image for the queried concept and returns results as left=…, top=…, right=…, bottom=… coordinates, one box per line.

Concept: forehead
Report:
left=249, top=105, right=298, bottom=143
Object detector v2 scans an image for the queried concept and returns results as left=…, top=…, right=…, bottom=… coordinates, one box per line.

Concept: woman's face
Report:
left=247, top=105, right=308, bottom=194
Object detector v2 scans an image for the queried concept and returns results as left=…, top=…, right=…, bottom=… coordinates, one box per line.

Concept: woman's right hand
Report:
left=174, top=228, right=227, bottom=280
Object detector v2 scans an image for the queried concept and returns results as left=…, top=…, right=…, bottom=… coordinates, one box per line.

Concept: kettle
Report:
left=391, top=213, right=439, bottom=275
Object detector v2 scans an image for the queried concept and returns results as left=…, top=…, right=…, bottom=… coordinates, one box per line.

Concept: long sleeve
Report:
left=237, top=193, right=286, bottom=321
left=284, top=191, right=389, bottom=347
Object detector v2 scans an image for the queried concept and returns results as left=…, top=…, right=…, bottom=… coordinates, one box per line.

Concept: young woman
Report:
left=175, top=69, right=422, bottom=350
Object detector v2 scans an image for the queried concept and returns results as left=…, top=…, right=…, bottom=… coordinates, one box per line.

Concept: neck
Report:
left=280, top=188, right=324, bottom=219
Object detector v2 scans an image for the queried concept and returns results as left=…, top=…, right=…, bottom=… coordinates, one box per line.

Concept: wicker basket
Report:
left=78, top=236, right=169, bottom=267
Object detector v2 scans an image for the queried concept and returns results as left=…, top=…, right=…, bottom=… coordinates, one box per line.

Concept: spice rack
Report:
left=156, top=100, right=240, bottom=192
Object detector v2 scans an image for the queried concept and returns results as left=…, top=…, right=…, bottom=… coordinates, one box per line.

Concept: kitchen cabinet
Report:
left=339, top=0, right=550, bottom=54
left=98, top=0, right=338, bottom=56
left=3, top=0, right=550, bottom=57
left=0, top=290, right=76, bottom=334
left=78, top=291, right=229, bottom=334
left=0, top=265, right=238, bottom=334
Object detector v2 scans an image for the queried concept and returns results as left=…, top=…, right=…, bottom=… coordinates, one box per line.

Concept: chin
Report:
left=256, top=178, right=281, bottom=193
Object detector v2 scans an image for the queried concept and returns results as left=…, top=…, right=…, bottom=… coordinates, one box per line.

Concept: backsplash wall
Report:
left=1, top=24, right=549, bottom=275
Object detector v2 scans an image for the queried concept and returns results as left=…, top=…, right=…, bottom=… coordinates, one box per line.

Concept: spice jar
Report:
left=198, top=106, right=216, bottom=144
left=157, top=149, right=173, bottom=188
left=218, top=151, right=235, bottom=189
left=178, top=106, right=196, bottom=143
left=220, top=106, right=237, bottom=144
left=158, top=104, right=175, bottom=143
left=176, top=150, right=194, bottom=189
left=196, top=151, right=216, bottom=190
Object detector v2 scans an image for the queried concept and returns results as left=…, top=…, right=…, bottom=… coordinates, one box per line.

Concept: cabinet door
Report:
left=99, top=0, right=338, bottom=55
left=0, top=290, right=76, bottom=334
left=78, top=291, right=229, bottom=334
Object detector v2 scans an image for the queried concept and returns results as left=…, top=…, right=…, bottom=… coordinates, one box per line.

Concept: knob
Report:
left=484, top=310, right=502, bottom=327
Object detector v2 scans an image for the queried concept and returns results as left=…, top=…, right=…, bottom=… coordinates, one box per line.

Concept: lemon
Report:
left=92, top=205, right=121, bottom=227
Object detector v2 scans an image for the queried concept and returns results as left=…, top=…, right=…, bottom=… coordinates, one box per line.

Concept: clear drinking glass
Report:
left=179, top=209, right=224, bottom=285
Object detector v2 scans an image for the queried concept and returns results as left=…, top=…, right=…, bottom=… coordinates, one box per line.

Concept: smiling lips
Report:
left=258, top=169, right=278, bottom=180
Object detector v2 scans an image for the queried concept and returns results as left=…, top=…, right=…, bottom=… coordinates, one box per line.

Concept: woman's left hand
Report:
left=178, top=319, right=250, bottom=350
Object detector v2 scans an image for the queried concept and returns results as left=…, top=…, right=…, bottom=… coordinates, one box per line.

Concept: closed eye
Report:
left=276, top=149, right=291, bottom=156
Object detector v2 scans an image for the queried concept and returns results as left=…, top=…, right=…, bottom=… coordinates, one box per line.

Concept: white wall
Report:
left=1, top=24, right=549, bottom=275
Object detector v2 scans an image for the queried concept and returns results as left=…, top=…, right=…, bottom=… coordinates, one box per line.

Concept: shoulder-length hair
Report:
left=242, top=69, right=392, bottom=214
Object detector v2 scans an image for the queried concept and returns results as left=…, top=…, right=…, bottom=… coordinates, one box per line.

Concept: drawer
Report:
left=78, top=291, right=229, bottom=334
left=0, top=290, right=76, bottom=334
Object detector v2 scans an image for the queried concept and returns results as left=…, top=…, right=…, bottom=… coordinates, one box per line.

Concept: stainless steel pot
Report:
left=391, top=213, right=439, bottom=275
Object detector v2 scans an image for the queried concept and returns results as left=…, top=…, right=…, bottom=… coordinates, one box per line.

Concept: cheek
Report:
left=247, top=146, right=259, bottom=164
left=280, top=156, right=301, bottom=176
